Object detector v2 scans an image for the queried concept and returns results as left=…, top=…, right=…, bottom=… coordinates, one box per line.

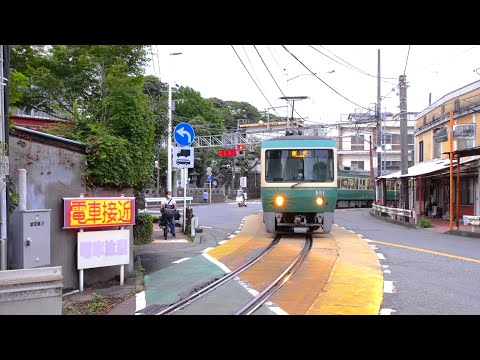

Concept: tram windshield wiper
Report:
left=291, top=182, right=302, bottom=188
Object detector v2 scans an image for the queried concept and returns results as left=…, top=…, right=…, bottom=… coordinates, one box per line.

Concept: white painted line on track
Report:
left=172, top=257, right=191, bottom=264
left=380, top=308, right=396, bottom=315
left=202, top=253, right=231, bottom=273
left=135, top=291, right=146, bottom=314
left=377, top=253, right=386, bottom=260
left=383, top=281, right=395, bottom=293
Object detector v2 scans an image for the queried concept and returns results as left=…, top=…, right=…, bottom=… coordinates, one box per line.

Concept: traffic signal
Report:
left=237, top=145, right=245, bottom=158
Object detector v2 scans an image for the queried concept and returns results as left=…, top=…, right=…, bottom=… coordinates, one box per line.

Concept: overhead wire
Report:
left=282, top=45, right=372, bottom=112
left=231, top=45, right=280, bottom=117
left=403, top=45, right=411, bottom=76
left=311, top=45, right=398, bottom=84
left=253, top=45, right=306, bottom=121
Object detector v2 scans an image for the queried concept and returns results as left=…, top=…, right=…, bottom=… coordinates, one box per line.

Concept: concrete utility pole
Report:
left=376, top=49, right=382, bottom=177
left=399, top=74, right=409, bottom=213
left=0, top=45, right=10, bottom=270
left=167, top=82, right=173, bottom=193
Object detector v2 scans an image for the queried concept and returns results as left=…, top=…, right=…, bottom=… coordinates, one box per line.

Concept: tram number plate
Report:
left=315, top=190, right=325, bottom=195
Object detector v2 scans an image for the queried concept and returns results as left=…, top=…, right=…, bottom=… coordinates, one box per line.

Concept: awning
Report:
left=378, top=155, right=480, bottom=179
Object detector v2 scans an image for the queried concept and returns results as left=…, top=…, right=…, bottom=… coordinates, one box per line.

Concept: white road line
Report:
left=218, top=240, right=227, bottom=244
left=382, top=265, right=390, bottom=268
left=379, top=308, right=396, bottom=315
left=135, top=291, right=146, bottom=313
left=172, top=257, right=191, bottom=264
left=357, top=234, right=364, bottom=238
left=383, top=269, right=391, bottom=274
left=364, top=238, right=372, bottom=242
left=234, top=230, right=240, bottom=234
left=383, top=281, right=395, bottom=294
left=227, top=234, right=235, bottom=239
left=377, top=253, right=386, bottom=260
left=237, top=278, right=259, bottom=297
left=202, top=253, right=231, bottom=273
left=202, top=247, right=215, bottom=253
left=201, top=226, right=212, bottom=229
left=370, top=245, right=378, bottom=250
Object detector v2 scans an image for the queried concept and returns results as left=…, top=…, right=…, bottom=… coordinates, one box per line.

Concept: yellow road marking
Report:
left=370, top=240, right=480, bottom=264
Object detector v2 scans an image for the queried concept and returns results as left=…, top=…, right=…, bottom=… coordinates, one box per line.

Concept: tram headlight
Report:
left=274, top=195, right=285, bottom=207
left=315, top=196, right=325, bottom=206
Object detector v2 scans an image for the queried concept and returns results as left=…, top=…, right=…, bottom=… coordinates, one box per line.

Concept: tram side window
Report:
left=358, top=179, right=364, bottom=189
left=346, top=178, right=354, bottom=189
left=340, top=178, right=350, bottom=189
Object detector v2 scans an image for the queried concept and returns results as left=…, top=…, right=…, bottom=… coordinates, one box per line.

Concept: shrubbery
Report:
left=134, top=212, right=154, bottom=244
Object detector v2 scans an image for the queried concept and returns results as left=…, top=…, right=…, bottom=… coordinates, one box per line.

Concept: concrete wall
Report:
left=0, top=266, right=63, bottom=315
left=8, top=132, right=134, bottom=290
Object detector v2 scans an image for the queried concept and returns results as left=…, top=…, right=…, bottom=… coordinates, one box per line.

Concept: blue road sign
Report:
left=174, top=122, right=195, bottom=146
left=207, top=175, right=212, bottom=182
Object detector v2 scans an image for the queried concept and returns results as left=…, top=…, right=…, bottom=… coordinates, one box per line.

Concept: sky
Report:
left=145, top=45, right=480, bottom=130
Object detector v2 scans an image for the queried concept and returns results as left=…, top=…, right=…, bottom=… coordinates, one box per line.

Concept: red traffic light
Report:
left=238, top=145, right=244, bottom=151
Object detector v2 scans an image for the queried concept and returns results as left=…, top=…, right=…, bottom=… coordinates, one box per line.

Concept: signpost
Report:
left=174, top=122, right=195, bottom=233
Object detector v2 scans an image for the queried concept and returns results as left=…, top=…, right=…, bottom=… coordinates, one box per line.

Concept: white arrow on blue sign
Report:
left=207, top=175, right=212, bottom=182
left=174, top=122, right=195, bottom=146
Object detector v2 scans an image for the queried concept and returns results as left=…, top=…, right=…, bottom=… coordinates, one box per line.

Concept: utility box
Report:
left=8, top=209, right=51, bottom=269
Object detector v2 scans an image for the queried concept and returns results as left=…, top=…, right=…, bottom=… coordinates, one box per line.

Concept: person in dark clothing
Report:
left=160, top=190, right=177, bottom=237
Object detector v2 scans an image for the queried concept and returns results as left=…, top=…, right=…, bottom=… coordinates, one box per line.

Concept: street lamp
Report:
left=166, top=52, right=183, bottom=193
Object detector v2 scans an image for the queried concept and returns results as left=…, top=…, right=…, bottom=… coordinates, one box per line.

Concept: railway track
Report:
left=140, top=234, right=313, bottom=315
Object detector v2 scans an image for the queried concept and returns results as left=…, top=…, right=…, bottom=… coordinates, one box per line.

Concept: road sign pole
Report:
left=209, top=180, right=212, bottom=204
left=183, top=168, right=187, bottom=233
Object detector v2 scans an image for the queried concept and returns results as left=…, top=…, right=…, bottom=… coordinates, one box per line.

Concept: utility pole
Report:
left=167, top=82, right=173, bottom=193
left=0, top=45, right=9, bottom=270
left=376, top=49, right=382, bottom=178
left=399, top=74, right=409, bottom=214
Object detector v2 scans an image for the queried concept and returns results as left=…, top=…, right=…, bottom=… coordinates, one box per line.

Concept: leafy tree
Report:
left=10, top=45, right=154, bottom=190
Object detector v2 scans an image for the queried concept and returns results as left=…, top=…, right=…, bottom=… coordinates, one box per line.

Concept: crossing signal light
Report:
left=237, top=145, right=245, bottom=158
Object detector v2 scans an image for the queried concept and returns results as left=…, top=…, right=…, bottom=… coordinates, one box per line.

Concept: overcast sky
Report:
left=145, top=45, right=480, bottom=128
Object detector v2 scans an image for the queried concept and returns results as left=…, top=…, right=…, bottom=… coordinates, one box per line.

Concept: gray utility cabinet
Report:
left=8, top=209, right=51, bottom=269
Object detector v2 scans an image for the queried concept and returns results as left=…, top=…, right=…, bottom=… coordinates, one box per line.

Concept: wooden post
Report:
left=456, top=155, right=461, bottom=230
left=449, top=111, right=454, bottom=231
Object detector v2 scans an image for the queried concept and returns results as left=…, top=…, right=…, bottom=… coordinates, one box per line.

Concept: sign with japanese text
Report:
left=433, top=126, right=448, bottom=143
left=64, top=197, right=135, bottom=229
left=453, top=124, right=475, bottom=140
left=77, top=230, right=130, bottom=270
left=218, top=149, right=237, bottom=157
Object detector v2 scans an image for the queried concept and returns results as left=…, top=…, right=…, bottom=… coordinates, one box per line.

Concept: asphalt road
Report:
left=334, top=208, right=480, bottom=315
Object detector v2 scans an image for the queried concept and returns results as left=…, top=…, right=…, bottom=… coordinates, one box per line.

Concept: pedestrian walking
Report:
left=160, top=190, right=177, bottom=237
left=203, top=190, right=208, bottom=204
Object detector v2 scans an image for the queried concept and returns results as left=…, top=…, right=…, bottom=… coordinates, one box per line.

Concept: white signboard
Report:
left=173, top=146, right=194, bottom=168
left=453, top=124, right=475, bottom=140
left=77, top=230, right=130, bottom=270
left=240, top=176, right=247, bottom=188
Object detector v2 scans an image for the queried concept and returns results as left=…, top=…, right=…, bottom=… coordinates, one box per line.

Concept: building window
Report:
left=454, top=99, right=460, bottom=112
left=457, top=139, right=474, bottom=151
left=385, top=161, right=401, bottom=170
left=351, top=135, right=365, bottom=150
left=419, top=140, right=424, bottom=162
left=351, top=161, right=364, bottom=170
left=433, top=140, right=442, bottom=158
left=460, top=177, right=474, bottom=205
